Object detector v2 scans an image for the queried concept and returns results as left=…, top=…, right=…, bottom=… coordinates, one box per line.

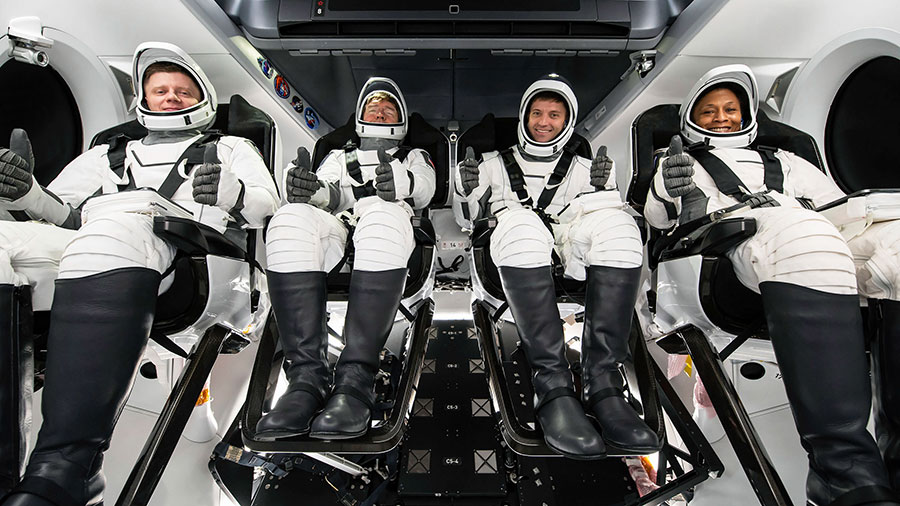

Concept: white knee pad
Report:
left=58, top=213, right=176, bottom=280
left=266, top=203, right=348, bottom=273
left=490, top=208, right=553, bottom=268
left=847, top=220, right=900, bottom=300
left=570, top=209, right=643, bottom=269
left=352, top=199, right=414, bottom=272
left=729, top=207, right=857, bottom=295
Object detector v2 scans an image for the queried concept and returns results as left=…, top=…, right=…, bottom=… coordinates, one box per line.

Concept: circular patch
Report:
left=257, top=57, right=273, bottom=79
left=291, top=96, right=304, bottom=113
left=274, top=75, right=290, bottom=98
left=304, top=107, right=319, bottom=130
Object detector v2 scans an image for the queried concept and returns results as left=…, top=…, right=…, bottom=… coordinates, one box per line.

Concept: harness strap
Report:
left=343, top=141, right=376, bottom=201
left=501, top=140, right=580, bottom=213
left=156, top=132, right=223, bottom=200
left=687, top=143, right=784, bottom=203
left=500, top=148, right=531, bottom=206
left=106, top=133, right=137, bottom=192
left=757, top=145, right=784, bottom=194
left=343, top=143, right=420, bottom=204
left=535, top=143, right=577, bottom=210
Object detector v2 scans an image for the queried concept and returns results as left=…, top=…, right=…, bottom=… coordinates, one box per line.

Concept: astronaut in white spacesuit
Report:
left=645, top=64, right=900, bottom=505
left=0, top=42, right=278, bottom=506
left=457, top=74, right=658, bottom=460
left=254, top=77, right=435, bottom=441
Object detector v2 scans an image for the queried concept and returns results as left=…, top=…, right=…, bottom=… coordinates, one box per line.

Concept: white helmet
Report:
left=517, top=74, right=578, bottom=158
left=133, top=42, right=217, bottom=132
left=680, top=64, right=758, bottom=149
left=355, top=77, right=408, bottom=141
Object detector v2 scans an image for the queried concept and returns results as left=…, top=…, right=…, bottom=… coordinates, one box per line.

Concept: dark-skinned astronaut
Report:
left=645, top=64, right=900, bottom=506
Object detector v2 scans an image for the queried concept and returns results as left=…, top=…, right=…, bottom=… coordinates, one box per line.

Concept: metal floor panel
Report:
left=398, top=320, right=508, bottom=500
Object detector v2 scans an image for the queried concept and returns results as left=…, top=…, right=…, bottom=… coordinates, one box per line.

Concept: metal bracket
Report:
left=621, top=50, right=657, bottom=80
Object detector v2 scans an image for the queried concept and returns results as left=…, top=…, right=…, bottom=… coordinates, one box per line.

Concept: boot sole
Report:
left=601, top=437, right=663, bottom=456
left=308, top=427, right=368, bottom=440
left=545, top=440, right=607, bottom=461
left=254, top=428, right=311, bottom=441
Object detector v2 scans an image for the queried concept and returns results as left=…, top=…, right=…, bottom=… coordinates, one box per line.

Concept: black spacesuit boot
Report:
left=497, top=265, right=606, bottom=460
left=760, top=282, right=899, bottom=506
left=310, top=268, right=407, bottom=439
left=581, top=266, right=660, bottom=454
left=2, top=268, right=160, bottom=506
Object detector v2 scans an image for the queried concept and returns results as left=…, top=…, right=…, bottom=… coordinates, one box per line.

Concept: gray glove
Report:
left=374, top=147, right=395, bottom=202
left=285, top=146, right=319, bottom=204
left=661, top=135, right=696, bottom=198
left=192, top=144, right=243, bottom=210
left=590, top=145, right=612, bottom=190
left=459, top=146, right=480, bottom=196
left=0, top=129, right=35, bottom=201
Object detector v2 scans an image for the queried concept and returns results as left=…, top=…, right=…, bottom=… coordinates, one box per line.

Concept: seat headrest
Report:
left=628, top=104, right=824, bottom=211
left=311, top=112, right=450, bottom=207
left=89, top=94, right=276, bottom=172
left=459, top=113, right=592, bottom=161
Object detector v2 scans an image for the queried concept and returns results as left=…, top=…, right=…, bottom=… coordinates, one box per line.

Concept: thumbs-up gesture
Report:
left=285, top=147, right=319, bottom=204
left=459, top=146, right=480, bottom=196
left=590, top=145, right=613, bottom=190
left=375, top=147, right=413, bottom=202
left=661, top=135, right=696, bottom=198
left=0, top=129, right=35, bottom=201
left=193, top=143, right=243, bottom=210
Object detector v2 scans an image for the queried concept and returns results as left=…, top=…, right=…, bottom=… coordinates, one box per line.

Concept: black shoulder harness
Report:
left=500, top=140, right=579, bottom=212
left=686, top=142, right=783, bottom=203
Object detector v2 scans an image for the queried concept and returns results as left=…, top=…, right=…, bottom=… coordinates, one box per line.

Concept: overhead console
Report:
left=218, top=0, right=690, bottom=50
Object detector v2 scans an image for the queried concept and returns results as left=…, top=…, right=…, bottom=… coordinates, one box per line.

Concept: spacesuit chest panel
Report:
left=502, top=147, right=577, bottom=216
left=691, top=147, right=784, bottom=201
left=109, top=135, right=204, bottom=196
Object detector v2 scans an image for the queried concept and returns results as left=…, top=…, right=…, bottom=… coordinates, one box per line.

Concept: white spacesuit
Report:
left=458, top=74, right=658, bottom=460
left=0, top=42, right=278, bottom=506
left=255, top=77, right=435, bottom=441
left=645, top=65, right=899, bottom=505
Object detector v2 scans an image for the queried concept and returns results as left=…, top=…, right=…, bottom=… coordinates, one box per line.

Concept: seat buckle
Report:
left=552, top=263, right=565, bottom=278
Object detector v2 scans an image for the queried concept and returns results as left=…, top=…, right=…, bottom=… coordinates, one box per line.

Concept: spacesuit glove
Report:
left=0, top=128, right=35, bottom=201
left=285, top=146, right=321, bottom=204
left=193, top=144, right=244, bottom=211
left=459, top=146, right=480, bottom=196
left=375, top=147, right=412, bottom=202
left=590, top=145, right=613, bottom=190
left=661, top=135, right=696, bottom=198
left=0, top=129, right=75, bottom=227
